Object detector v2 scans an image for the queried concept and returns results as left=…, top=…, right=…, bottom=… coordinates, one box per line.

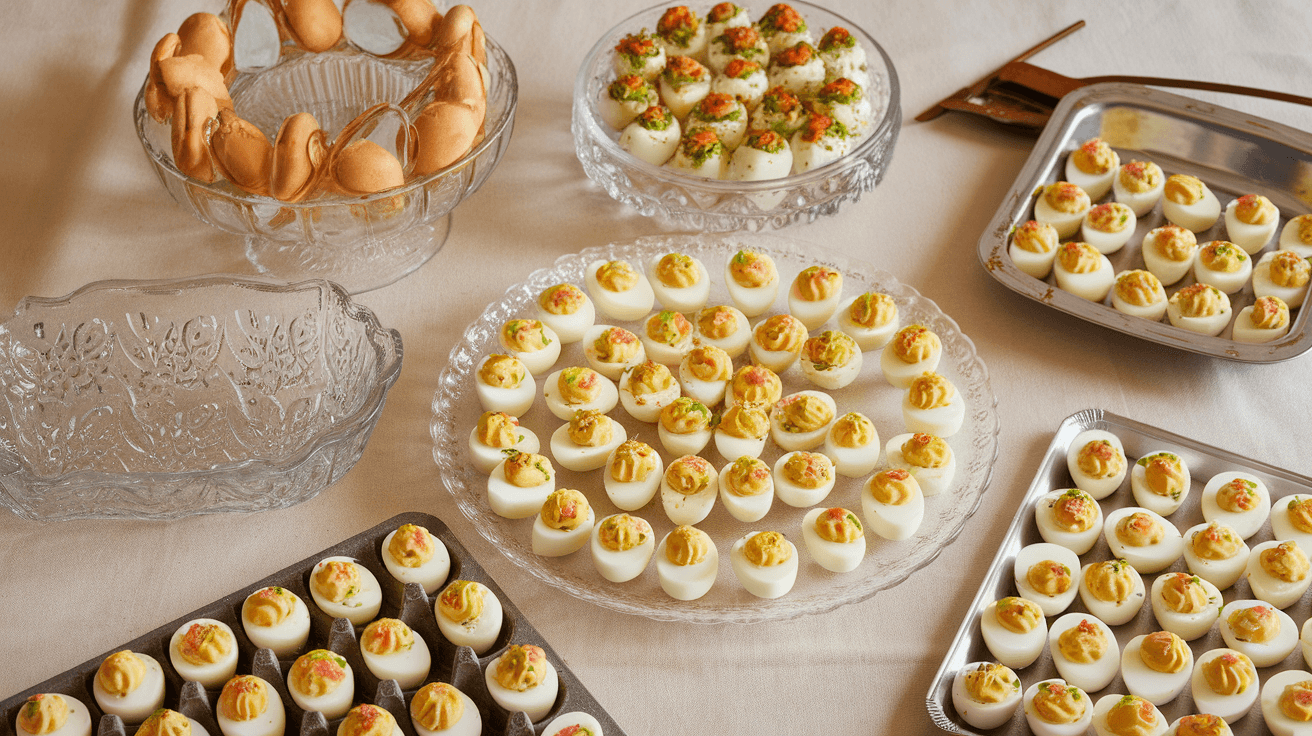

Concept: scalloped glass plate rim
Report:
left=429, top=234, right=999, bottom=623
left=571, top=0, right=902, bottom=195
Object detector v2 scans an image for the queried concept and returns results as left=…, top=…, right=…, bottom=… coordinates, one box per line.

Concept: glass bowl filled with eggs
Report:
left=572, top=2, right=901, bottom=232
left=134, top=3, right=517, bottom=293
left=0, top=275, right=402, bottom=520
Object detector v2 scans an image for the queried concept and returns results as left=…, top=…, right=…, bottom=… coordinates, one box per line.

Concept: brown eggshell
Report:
left=383, top=0, right=439, bottom=47
left=272, top=112, right=326, bottom=202
left=177, top=13, right=233, bottom=77
left=411, top=100, right=481, bottom=176
left=283, top=0, right=343, bottom=52
left=210, top=109, right=273, bottom=196
left=158, top=54, right=233, bottom=108
left=332, top=140, right=405, bottom=195
left=171, top=87, right=219, bottom=182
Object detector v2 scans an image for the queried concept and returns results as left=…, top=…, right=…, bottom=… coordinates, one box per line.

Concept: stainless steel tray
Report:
left=978, top=83, right=1312, bottom=363
left=927, top=409, right=1312, bottom=735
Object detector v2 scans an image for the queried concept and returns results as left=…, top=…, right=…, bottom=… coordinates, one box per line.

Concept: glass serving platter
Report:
left=430, top=233, right=999, bottom=623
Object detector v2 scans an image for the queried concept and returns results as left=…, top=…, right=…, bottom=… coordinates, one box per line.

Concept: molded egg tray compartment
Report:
left=0, top=512, right=628, bottom=736
left=925, top=408, right=1312, bottom=735
left=978, top=82, right=1312, bottom=363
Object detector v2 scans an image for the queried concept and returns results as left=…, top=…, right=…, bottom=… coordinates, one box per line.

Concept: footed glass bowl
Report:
left=572, top=1, right=901, bottom=232
left=0, top=276, right=402, bottom=520
left=135, top=37, right=517, bottom=294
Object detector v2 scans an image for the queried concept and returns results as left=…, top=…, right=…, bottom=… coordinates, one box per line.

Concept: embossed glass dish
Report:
left=572, top=2, right=901, bottom=232
left=134, top=34, right=517, bottom=294
left=0, top=276, right=402, bottom=520
left=430, top=234, right=998, bottom=623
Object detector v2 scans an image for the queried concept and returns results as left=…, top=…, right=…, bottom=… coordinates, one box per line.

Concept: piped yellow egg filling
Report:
left=891, top=325, right=940, bottom=364
left=1228, top=604, right=1279, bottom=643
left=313, top=560, right=361, bottom=604
left=815, top=507, right=863, bottom=543
left=646, top=310, right=692, bottom=346
left=1260, top=541, right=1309, bottom=583
left=541, top=488, right=590, bottom=531
left=1191, top=523, right=1241, bottom=560
left=361, top=618, right=414, bottom=656
left=754, top=314, right=806, bottom=352
left=592, top=327, right=641, bottom=364
left=1174, top=714, right=1226, bottom=736
left=97, top=651, right=146, bottom=697
left=599, top=514, right=650, bottom=552
left=656, top=253, right=699, bottom=288
left=719, top=404, right=769, bottom=439
left=783, top=452, right=831, bottom=489
left=665, top=456, right=713, bottom=495
left=1139, top=453, right=1185, bottom=499
left=962, top=662, right=1017, bottom=704
left=1031, top=682, right=1085, bottom=725
left=627, top=361, right=674, bottom=397
left=830, top=412, right=874, bottom=448
left=476, top=411, right=518, bottom=448
left=244, top=587, right=297, bottom=627
left=744, top=531, right=791, bottom=566
left=17, top=695, right=68, bottom=736
left=1217, top=478, right=1259, bottom=513
left=1199, top=241, right=1246, bottom=273
left=903, top=432, right=950, bottom=468
left=1087, top=202, right=1133, bottom=233
left=1027, top=560, right=1071, bottom=597
left=1012, top=220, right=1057, bottom=254
left=1057, top=242, right=1100, bottom=274
left=1077, top=439, right=1124, bottom=479
left=502, top=319, right=550, bottom=352
left=1051, top=489, right=1097, bottom=533
left=1288, top=496, right=1312, bottom=534
left=1105, top=695, right=1158, bottom=736
left=1085, top=559, right=1134, bottom=603
left=610, top=440, right=657, bottom=483
left=726, top=456, right=771, bottom=496
left=438, top=581, right=484, bottom=624
left=219, top=675, right=268, bottom=721
left=1118, top=160, right=1161, bottom=194
left=479, top=354, right=525, bottom=388
left=697, top=305, right=739, bottom=339
left=666, top=525, right=711, bottom=565
left=1164, top=174, right=1205, bottom=205
left=289, top=650, right=347, bottom=697
left=777, top=394, right=833, bottom=433
left=660, top=397, right=711, bottom=434
left=1057, top=619, right=1106, bottom=663
left=1139, top=630, right=1188, bottom=674
left=596, top=260, right=639, bottom=292
left=177, top=621, right=233, bottom=666
left=539, top=284, right=585, bottom=316
left=1154, top=225, right=1197, bottom=262
left=1279, top=680, right=1312, bottom=722
left=1072, top=137, right=1116, bottom=175
left=685, top=345, right=732, bottom=381
left=568, top=410, right=612, bottom=447
left=870, top=469, right=915, bottom=505
left=907, top=372, right=954, bottom=410
left=1271, top=251, right=1311, bottom=288
left=1115, top=270, right=1162, bottom=307
left=1043, top=181, right=1090, bottom=214
left=1235, top=193, right=1276, bottom=225
left=793, top=265, right=841, bottom=301
left=730, top=365, right=781, bottom=407
left=1160, top=573, right=1208, bottom=614
left=848, top=292, right=897, bottom=327
left=136, top=709, right=190, bottom=736
left=412, top=683, right=464, bottom=732
left=1171, top=284, right=1225, bottom=319
left=729, top=249, right=776, bottom=288
left=1202, top=651, right=1254, bottom=696
left=994, top=596, right=1042, bottom=634
left=340, top=705, right=395, bottom=736
left=1115, top=512, right=1164, bottom=548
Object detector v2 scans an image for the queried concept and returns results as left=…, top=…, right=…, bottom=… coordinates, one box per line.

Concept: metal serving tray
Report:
left=0, top=513, right=628, bottom=736
left=979, top=83, right=1312, bottom=363
left=927, top=409, right=1312, bottom=734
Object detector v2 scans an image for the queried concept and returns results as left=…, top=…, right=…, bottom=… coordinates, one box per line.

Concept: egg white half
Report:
left=951, top=663, right=1023, bottom=731
left=1181, top=521, right=1250, bottom=590
left=1014, top=543, right=1082, bottom=617
left=1121, top=634, right=1193, bottom=706
left=169, top=618, right=239, bottom=688
left=1048, top=613, right=1120, bottom=694
left=1200, top=471, right=1271, bottom=540
left=1190, top=648, right=1260, bottom=724
left=730, top=531, right=799, bottom=599
left=1245, top=539, right=1312, bottom=609
left=308, top=557, right=383, bottom=625
left=1103, top=506, right=1183, bottom=574
left=1218, top=599, right=1298, bottom=668
left=655, top=531, right=719, bottom=601
left=92, top=652, right=165, bottom=723
left=1150, top=572, right=1222, bottom=641
left=434, top=582, right=503, bottom=655
left=484, top=657, right=559, bottom=724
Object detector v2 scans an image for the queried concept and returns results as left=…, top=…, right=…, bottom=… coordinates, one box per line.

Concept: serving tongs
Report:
left=918, top=20, right=1312, bottom=129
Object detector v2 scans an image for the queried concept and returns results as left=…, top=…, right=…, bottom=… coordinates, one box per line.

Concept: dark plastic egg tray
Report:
left=1, top=513, right=628, bottom=736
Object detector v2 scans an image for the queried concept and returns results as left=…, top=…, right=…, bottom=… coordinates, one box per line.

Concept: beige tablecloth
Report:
left=2, top=1, right=1311, bottom=733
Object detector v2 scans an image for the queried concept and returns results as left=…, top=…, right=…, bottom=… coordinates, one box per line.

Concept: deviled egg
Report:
left=1168, top=283, right=1232, bottom=336
left=693, top=304, right=750, bottom=357
left=92, top=651, right=165, bottom=723
left=658, top=55, right=710, bottom=119
left=1014, top=542, right=1081, bottom=616
left=1182, top=521, right=1251, bottom=590
left=1245, top=540, right=1311, bottom=609
left=648, top=252, right=710, bottom=313
left=1194, top=241, right=1252, bottom=295
left=678, top=344, right=732, bottom=407
left=286, top=651, right=353, bottom=719
left=359, top=618, right=430, bottom=689
left=885, top=432, right=955, bottom=497
left=1112, top=269, right=1168, bottom=321
left=1219, top=600, right=1298, bottom=667
left=619, top=104, right=681, bottom=166
left=1091, top=694, right=1166, bottom=736
left=730, top=530, right=798, bottom=598
left=135, top=710, right=203, bottom=736
left=549, top=409, right=627, bottom=472
left=535, top=283, right=595, bottom=344
left=801, top=507, right=865, bottom=572
left=468, top=411, right=539, bottom=474
left=604, top=439, right=663, bottom=511
left=13, top=695, right=93, bottom=736
left=583, top=325, right=646, bottom=381
left=724, top=248, right=779, bottom=317
left=1162, top=174, right=1221, bottom=233
left=837, top=291, right=899, bottom=350
left=1151, top=572, right=1223, bottom=641
left=861, top=468, right=924, bottom=541
left=1048, top=613, right=1120, bottom=693
left=543, top=366, right=618, bottom=422
left=591, top=513, right=655, bottom=582
left=714, top=403, right=770, bottom=459
left=902, top=371, right=965, bottom=438
left=1034, top=181, right=1092, bottom=239
left=1191, top=648, right=1260, bottom=724
left=724, top=363, right=782, bottom=409
left=241, top=586, right=311, bottom=656
left=474, top=354, right=535, bottom=417
left=1009, top=220, right=1060, bottom=279
left=1233, top=295, right=1292, bottom=344
left=169, top=618, right=238, bottom=688
left=1078, top=559, right=1145, bottom=626
left=769, top=390, right=836, bottom=451
left=1066, top=429, right=1127, bottom=500
left=799, top=330, right=861, bottom=389
left=216, top=675, right=284, bottom=736
left=1035, top=488, right=1103, bottom=555
left=498, top=319, right=560, bottom=376
left=641, top=309, right=695, bottom=365
left=1201, top=471, right=1271, bottom=539
left=1260, top=669, right=1312, bottom=736
left=532, top=488, right=595, bottom=557
left=656, top=525, right=718, bottom=601
left=1082, top=202, right=1137, bottom=254
left=951, top=662, right=1023, bottom=731
left=748, top=313, right=808, bottom=373
left=618, top=360, right=680, bottom=423
left=1104, top=507, right=1184, bottom=574
left=983, top=597, right=1046, bottom=670
left=410, top=682, right=480, bottom=736
left=1022, top=679, right=1093, bottom=736
left=1141, top=225, right=1199, bottom=286
left=308, top=556, right=382, bottom=625
left=585, top=259, right=655, bottom=321
left=487, top=451, right=555, bottom=519
left=773, top=450, right=835, bottom=508
left=1272, top=494, right=1312, bottom=551
left=658, top=396, right=713, bottom=456
left=880, top=325, right=942, bottom=389
left=1253, top=250, right=1311, bottom=309
left=1113, top=160, right=1165, bottom=216
left=1165, top=714, right=1233, bottom=735
left=336, top=706, right=401, bottom=736
left=1130, top=450, right=1191, bottom=517
left=435, top=580, right=503, bottom=655
left=1065, top=137, right=1119, bottom=200
left=484, top=645, right=559, bottom=723
left=788, top=264, right=843, bottom=329
left=1281, top=214, right=1312, bottom=257
left=661, top=454, right=719, bottom=525
left=1053, top=241, right=1115, bottom=302
left=1224, top=193, right=1280, bottom=254
left=823, top=411, right=880, bottom=478
left=719, top=455, right=775, bottom=523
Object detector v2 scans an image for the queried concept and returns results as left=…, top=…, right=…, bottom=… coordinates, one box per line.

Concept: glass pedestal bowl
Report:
left=135, top=37, right=517, bottom=294
left=572, top=1, right=901, bottom=232
left=0, top=276, right=402, bottom=520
